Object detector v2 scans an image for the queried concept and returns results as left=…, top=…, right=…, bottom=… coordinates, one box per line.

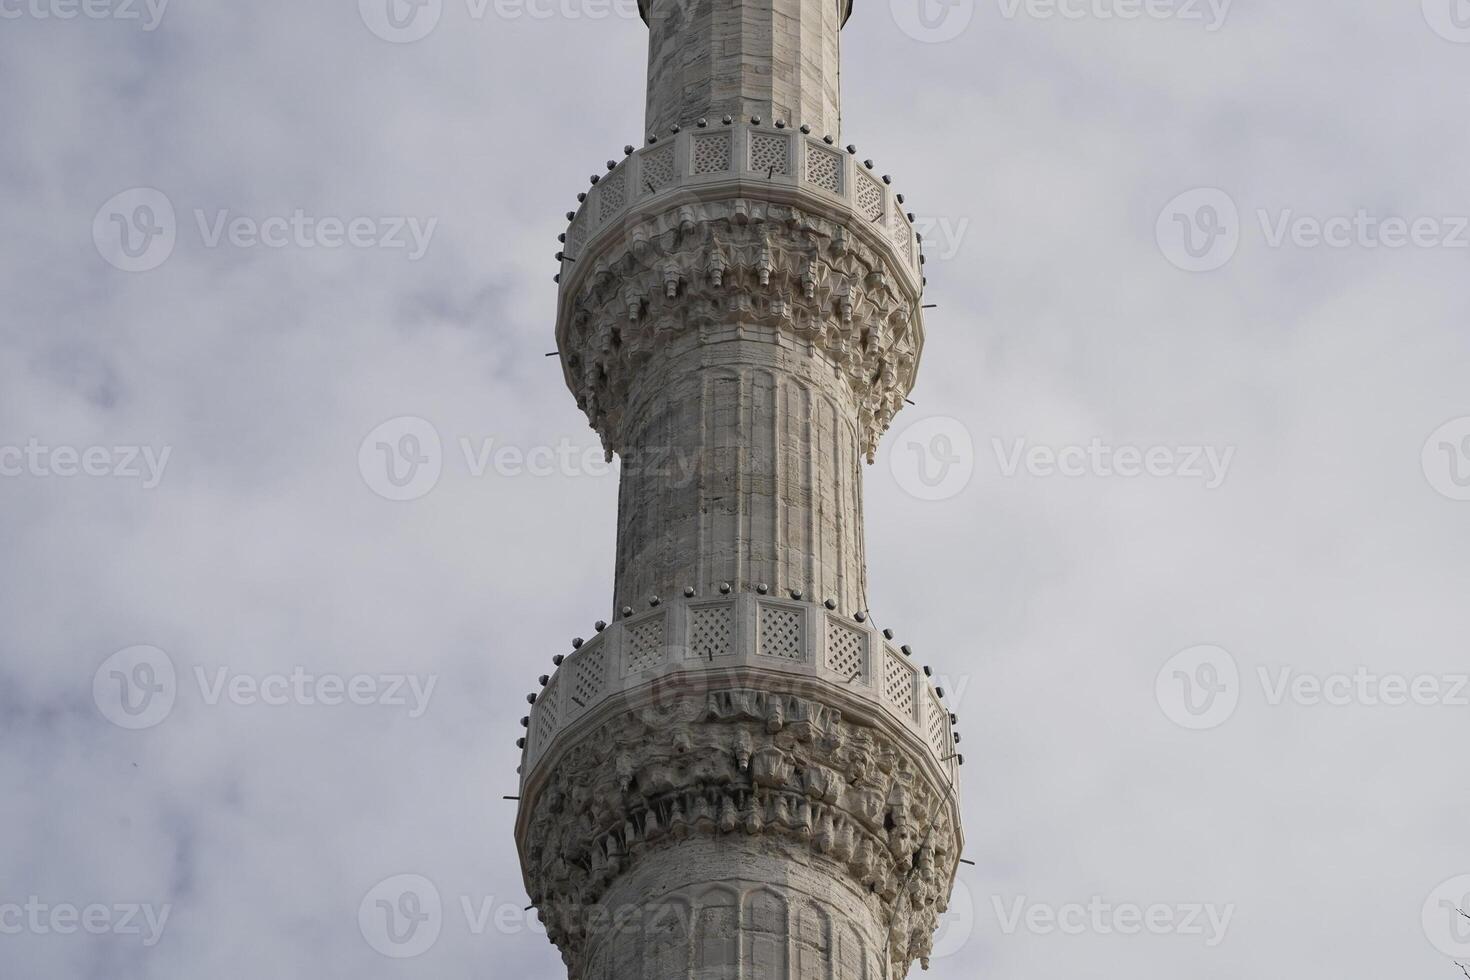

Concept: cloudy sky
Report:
left=2, top=0, right=1469, bottom=977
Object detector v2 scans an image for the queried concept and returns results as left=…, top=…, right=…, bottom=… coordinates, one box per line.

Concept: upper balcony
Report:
left=555, top=120, right=925, bottom=302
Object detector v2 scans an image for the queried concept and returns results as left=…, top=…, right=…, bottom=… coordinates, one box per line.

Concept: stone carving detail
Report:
left=536, top=677, right=560, bottom=750
left=796, top=902, right=831, bottom=979
left=758, top=605, right=804, bottom=661
left=649, top=897, right=692, bottom=978
left=826, top=619, right=866, bottom=683
left=519, top=689, right=961, bottom=978
left=599, top=170, right=627, bottom=220
left=698, top=889, right=738, bottom=975
left=836, top=919, right=874, bottom=980
left=893, top=201, right=913, bottom=262
left=745, top=889, right=789, bottom=977
left=641, top=144, right=676, bottom=193
left=689, top=604, right=733, bottom=661
left=557, top=197, right=922, bottom=461
left=576, top=880, right=880, bottom=980
left=854, top=170, right=884, bottom=223
left=572, top=647, right=607, bottom=711
left=806, top=145, right=843, bottom=192
left=692, top=132, right=732, bottom=174
left=624, top=617, right=666, bottom=674
left=883, top=648, right=916, bottom=718
left=750, top=132, right=791, bottom=175
left=927, top=690, right=951, bottom=758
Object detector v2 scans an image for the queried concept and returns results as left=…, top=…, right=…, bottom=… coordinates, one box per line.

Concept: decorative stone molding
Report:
left=554, top=123, right=925, bottom=462
left=557, top=198, right=921, bottom=462
left=516, top=684, right=962, bottom=978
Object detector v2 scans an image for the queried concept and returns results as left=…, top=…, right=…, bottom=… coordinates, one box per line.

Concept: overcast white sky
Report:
left=2, top=0, right=1469, bottom=977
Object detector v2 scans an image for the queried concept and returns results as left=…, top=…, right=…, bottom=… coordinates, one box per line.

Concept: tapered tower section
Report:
left=516, top=3, right=963, bottom=978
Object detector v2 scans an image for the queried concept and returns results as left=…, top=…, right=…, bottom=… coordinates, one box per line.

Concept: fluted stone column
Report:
left=613, top=326, right=870, bottom=621
left=517, top=4, right=963, bottom=978
left=640, top=0, right=853, bottom=139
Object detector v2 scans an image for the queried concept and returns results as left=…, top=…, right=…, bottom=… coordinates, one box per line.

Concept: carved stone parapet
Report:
left=520, top=595, right=960, bottom=784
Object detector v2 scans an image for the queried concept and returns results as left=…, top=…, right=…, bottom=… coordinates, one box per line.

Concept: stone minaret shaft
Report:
left=643, top=0, right=849, bottom=141
left=518, top=3, right=963, bottom=978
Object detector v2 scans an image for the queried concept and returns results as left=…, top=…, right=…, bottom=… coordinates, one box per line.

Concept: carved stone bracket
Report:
left=517, top=688, right=961, bottom=978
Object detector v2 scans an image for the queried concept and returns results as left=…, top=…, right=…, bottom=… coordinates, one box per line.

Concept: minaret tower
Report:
left=516, top=2, right=964, bottom=977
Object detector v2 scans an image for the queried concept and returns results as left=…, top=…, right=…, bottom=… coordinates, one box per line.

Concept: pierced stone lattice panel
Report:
left=623, top=617, right=666, bottom=675
left=598, top=170, right=626, bottom=221
left=750, top=133, right=791, bottom=176
left=758, top=605, right=803, bottom=661
left=825, top=619, right=867, bottom=683
left=893, top=203, right=913, bottom=262
left=535, top=677, right=558, bottom=750
left=805, top=145, right=842, bottom=192
left=883, top=648, right=916, bottom=718
left=570, top=645, right=606, bottom=710
left=927, top=690, right=951, bottom=758
left=692, top=132, right=732, bottom=174
left=688, top=603, right=734, bottom=661
left=855, top=169, right=884, bottom=223
left=641, top=144, right=676, bottom=193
